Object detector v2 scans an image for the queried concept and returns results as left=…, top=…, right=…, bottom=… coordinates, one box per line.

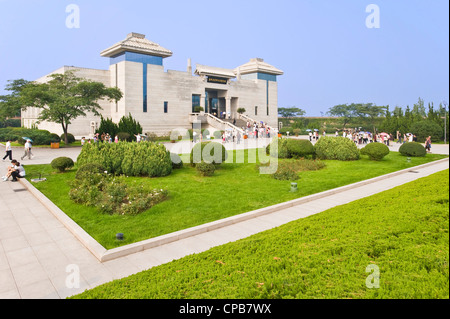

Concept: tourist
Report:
left=20, top=139, right=33, bottom=160
left=2, top=139, right=12, bottom=161
left=114, top=135, right=119, bottom=143
left=134, top=134, right=141, bottom=143
left=425, top=136, right=432, bottom=152
left=81, top=137, right=85, bottom=146
left=10, top=161, right=25, bottom=182
left=2, top=159, right=18, bottom=181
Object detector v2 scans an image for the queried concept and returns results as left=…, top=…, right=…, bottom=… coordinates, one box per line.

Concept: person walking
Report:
left=20, top=139, right=33, bottom=160
left=2, top=140, right=12, bottom=161
left=425, top=136, right=432, bottom=152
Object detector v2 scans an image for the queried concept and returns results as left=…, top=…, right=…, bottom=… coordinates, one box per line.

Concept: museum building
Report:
left=21, top=32, right=284, bottom=137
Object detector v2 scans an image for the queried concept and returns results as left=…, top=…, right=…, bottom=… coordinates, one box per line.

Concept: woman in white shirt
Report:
left=11, top=162, right=26, bottom=182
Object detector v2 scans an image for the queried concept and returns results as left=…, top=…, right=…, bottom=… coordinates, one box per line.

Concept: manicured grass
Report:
left=24, top=149, right=446, bottom=249
left=71, top=169, right=449, bottom=299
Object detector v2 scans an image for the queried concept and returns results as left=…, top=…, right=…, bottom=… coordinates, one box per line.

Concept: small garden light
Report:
left=116, top=233, right=124, bottom=240
left=290, top=182, right=298, bottom=192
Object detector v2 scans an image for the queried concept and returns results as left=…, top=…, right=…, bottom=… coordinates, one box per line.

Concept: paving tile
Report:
left=1, top=234, right=30, bottom=252
left=5, top=246, right=39, bottom=268
left=18, top=278, right=59, bottom=299
left=10, top=261, right=49, bottom=288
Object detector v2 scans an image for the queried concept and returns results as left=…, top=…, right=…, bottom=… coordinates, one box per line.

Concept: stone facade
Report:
left=21, top=33, right=283, bottom=138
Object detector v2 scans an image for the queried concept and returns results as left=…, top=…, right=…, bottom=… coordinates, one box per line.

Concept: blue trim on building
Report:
left=143, top=63, right=148, bottom=112
left=110, top=51, right=163, bottom=66
left=257, top=72, right=277, bottom=82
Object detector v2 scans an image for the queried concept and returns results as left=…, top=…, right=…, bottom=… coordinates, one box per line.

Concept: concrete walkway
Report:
left=0, top=143, right=448, bottom=299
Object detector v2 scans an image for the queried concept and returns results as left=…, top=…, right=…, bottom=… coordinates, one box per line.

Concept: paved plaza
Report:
left=0, top=140, right=448, bottom=299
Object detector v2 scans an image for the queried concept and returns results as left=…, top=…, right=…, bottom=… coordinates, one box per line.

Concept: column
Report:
left=225, top=97, right=231, bottom=120
left=200, top=94, right=206, bottom=113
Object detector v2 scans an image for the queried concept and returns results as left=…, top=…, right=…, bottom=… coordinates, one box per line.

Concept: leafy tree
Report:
left=118, top=113, right=143, bottom=141
left=0, top=79, right=31, bottom=120
left=327, top=103, right=357, bottom=129
left=97, top=116, right=119, bottom=138
left=18, top=70, right=122, bottom=144
left=354, top=103, right=387, bottom=133
left=278, top=107, right=306, bottom=119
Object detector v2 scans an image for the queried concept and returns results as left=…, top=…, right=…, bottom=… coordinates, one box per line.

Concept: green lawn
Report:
left=24, top=149, right=447, bottom=249
left=71, top=169, right=449, bottom=299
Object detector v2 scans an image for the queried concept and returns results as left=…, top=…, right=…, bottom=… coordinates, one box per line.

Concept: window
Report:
left=192, top=94, right=201, bottom=113
left=143, top=64, right=148, bottom=112
left=255, top=106, right=258, bottom=116
left=164, top=101, right=168, bottom=113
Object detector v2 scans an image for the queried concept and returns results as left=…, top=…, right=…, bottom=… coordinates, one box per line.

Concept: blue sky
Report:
left=0, top=0, right=448, bottom=116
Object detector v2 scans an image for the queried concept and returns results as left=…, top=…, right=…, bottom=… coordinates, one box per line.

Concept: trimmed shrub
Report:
left=60, top=133, right=75, bottom=144
left=399, top=142, right=427, bottom=157
left=50, top=133, right=61, bottom=143
left=190, top=142, right=228, bottom=166
left=285, top=139, right=315, bottom=158
left=77, top=141, right=173, bottom=177
left=314, top=136, right=360, bottom=161
left=196, top=161, right=216, bottom=176
left=170, top=153, right=183, bottom=169
left=360, top=142, right=390, bottom=161
left=266, top=138, right=290, bottom=159
left=51, top=157, right=74, bottom=172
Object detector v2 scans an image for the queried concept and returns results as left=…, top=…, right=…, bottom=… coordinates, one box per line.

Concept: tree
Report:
left=0, top=79, right=31, bottom=121
left=327, top=104, right=357, bottom=129
left=278, top=107, right=306, bottom=119
left=354, top=103, right=387, bottom=133
left=19, top=70, right=122, bottom=144
left=118, top=113, right=143, bottom=141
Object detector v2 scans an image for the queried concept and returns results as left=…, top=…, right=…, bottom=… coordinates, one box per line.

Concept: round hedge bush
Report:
left=196, top=161, right=216, bottom=176
left=285, top=139, right=315, bottom=158
left=60, top=133, right=75, bottom=144
left=190, top=142, right=228, bottom=166
left=170, top=153, right=183, bottom=169
left=51, top=157, right=74, bottom=173
left=314, top=136, right=360, bottom=161
left=360, top=142, right=390, bottom=161
left=266, top=138, right=290, bottom=159
left=399, top=142, right=426, bottom=157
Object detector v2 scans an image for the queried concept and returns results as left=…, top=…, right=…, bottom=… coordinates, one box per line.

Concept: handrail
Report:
left=190, top=113, right=245, bottom=134
left=238, top=113, right=277, bottom=133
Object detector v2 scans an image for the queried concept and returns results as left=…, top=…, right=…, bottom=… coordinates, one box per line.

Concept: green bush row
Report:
left=77, top=141, right=173, bottom=177
left=0, top=127, right=65, bottom=145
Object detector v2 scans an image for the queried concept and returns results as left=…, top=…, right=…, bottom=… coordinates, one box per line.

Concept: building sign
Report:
left=207, top=76, right=228, bottom=84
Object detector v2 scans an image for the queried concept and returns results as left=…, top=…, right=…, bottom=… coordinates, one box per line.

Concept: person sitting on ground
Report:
left=10, top=161, right=26, bottom=182
left=2, top=160, right=18, bottom=181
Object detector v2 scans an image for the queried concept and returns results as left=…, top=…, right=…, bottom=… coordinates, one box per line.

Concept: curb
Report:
left=20, top=158, right=449, bottom=262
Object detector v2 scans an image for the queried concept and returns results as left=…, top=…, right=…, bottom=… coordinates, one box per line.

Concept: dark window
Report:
left=192, top=94, right=201, bottom=112
left=164, top=101, right=168, bottom=113
left=255, top=106, right=258, bottom=116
